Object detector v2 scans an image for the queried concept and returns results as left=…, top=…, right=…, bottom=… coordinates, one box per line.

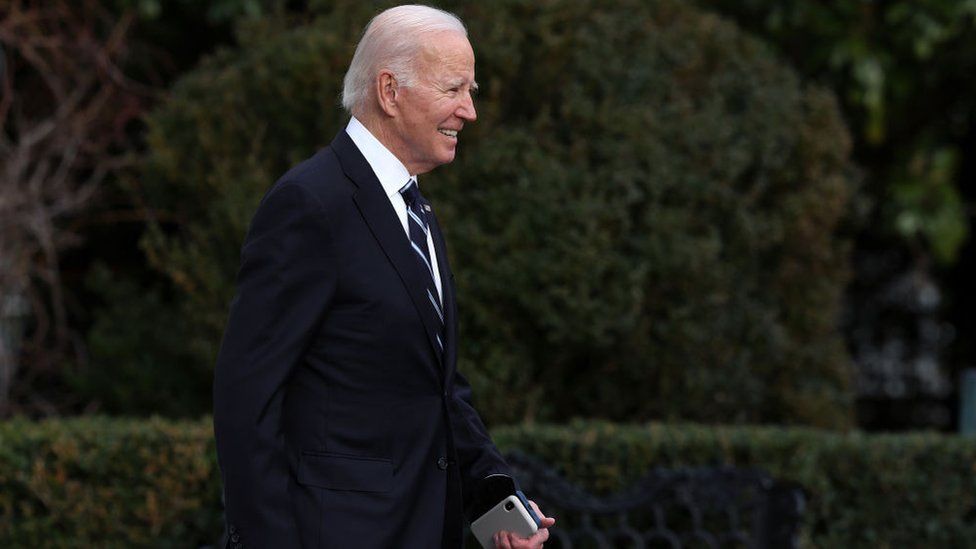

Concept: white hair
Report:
left=341, top=5, right=467, bottom=115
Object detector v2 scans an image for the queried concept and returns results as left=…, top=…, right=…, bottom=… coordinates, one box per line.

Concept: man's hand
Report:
left=492, top=500, right=556, bottom=549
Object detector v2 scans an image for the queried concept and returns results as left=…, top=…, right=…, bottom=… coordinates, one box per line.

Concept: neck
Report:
left=356, top=112, right=415, bottom=173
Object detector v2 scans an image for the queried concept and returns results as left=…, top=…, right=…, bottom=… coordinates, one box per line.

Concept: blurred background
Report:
left=2, top=0, right=973, bottom=431
left=1, top=0, right=974, bottom=545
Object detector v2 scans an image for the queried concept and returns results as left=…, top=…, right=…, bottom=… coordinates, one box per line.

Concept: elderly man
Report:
left=213, top=5, right=553, bottom=549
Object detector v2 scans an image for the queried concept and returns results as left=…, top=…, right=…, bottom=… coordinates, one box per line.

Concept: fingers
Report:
left=493, top=531, right=510, bottom=549
left=528, top=500, right=542, bottom=515
left=497, top=528, right=550, bottom=549
left=528, top=500, right=556, bottom=527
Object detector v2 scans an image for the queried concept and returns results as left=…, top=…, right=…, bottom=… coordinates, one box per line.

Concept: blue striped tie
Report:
left=399, top=178, right=444, bottom=354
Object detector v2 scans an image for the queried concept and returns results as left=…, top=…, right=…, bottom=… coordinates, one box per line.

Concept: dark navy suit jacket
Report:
left=213, top=130, right=512, bottom=548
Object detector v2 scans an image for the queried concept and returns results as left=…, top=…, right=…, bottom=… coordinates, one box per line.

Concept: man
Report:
left=213, top=5, right=554, bottom=548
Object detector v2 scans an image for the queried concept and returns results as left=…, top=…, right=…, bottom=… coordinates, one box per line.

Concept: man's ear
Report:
left=376, top=70, right=399, bottom=117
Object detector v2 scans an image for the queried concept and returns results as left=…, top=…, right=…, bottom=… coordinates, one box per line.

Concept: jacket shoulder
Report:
left=263, top=145, right=351, bottom=209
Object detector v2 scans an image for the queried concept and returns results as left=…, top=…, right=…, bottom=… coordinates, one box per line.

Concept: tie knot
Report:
left=399, top=178, right=422, bottom=208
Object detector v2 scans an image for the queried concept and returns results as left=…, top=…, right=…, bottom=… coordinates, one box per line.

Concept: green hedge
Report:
left=84, top=0, right=858, bottom=428
left=2, top=417, right=974, bottom=548
left=494, top=421, right=976, bottom=548
left=0, top=417, right=221, bottom=548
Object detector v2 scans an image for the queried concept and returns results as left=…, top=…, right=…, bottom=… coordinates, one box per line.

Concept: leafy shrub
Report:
left=0, top=416, right=221, bottom=548
left=68, top=265, right=207, bottom=416
left=3, top=417, right=974, bottom=548
left=88, top=0, right=858, bottom=427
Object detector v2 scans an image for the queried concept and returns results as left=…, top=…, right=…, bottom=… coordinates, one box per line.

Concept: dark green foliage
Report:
left=69, top=266, right=207, bottom=416
left=697, top=0, right=976, bottom=428
left=435, top=0, right=857, bottom=427
left=92, top=0, right=857, bottom=426
left=82, top=12, right=370, bottom=415
left=0, top=417, right=221, bottom=548
left=2, top=417, right=974, bottom=548
left=700, top=0, right=974, bottom=264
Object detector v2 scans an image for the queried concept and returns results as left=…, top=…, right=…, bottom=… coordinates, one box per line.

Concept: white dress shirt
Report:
left=345, top=116, right=443, bottom=301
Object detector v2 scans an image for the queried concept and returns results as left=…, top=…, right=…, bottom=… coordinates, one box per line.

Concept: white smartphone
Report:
left=470, top=494, right=540, bottom=548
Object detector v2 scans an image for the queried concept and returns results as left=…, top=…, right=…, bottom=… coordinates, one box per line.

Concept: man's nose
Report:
left=457, top=92, right=477, bottom=121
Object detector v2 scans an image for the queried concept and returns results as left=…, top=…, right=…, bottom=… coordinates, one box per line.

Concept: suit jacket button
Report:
left=437, top=457, right=449, bottom=470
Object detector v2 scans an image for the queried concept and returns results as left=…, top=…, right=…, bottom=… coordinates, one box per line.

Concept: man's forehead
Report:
left=418, top=31, right=473, bottom=62
left=417, top=35, right=476, bottom=85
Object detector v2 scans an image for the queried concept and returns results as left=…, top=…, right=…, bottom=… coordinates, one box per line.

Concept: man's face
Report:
left=391, top=31, right=478, bottom=175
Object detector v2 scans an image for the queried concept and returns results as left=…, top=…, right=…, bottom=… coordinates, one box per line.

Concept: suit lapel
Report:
left=331, top=131, right=445, bottom=368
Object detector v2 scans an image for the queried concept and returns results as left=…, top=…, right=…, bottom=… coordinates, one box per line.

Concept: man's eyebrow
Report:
left=471, top=81, right=480, bottom=93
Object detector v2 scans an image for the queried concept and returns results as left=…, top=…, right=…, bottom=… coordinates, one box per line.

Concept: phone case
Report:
left=470, top=495, right=539, bottom=548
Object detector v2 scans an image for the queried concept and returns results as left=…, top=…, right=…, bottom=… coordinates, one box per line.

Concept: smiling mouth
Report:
left=438, top=129, right=458, bottom=138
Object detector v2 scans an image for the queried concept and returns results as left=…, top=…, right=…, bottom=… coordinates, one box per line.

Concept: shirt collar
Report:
left=345, top=116, right=415, bottom=197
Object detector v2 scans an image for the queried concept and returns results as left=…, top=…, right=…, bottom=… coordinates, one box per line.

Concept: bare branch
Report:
left=0, top=0, right=153, bottom=414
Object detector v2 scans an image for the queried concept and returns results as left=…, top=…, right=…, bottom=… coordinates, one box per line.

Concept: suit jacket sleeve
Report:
left=213, top=182, right=336, bottom=548
left=448, top=368, right=516, bottom=517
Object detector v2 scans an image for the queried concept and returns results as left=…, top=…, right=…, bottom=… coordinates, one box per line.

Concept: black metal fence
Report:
left=467, top=451, right=806, bottom=549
